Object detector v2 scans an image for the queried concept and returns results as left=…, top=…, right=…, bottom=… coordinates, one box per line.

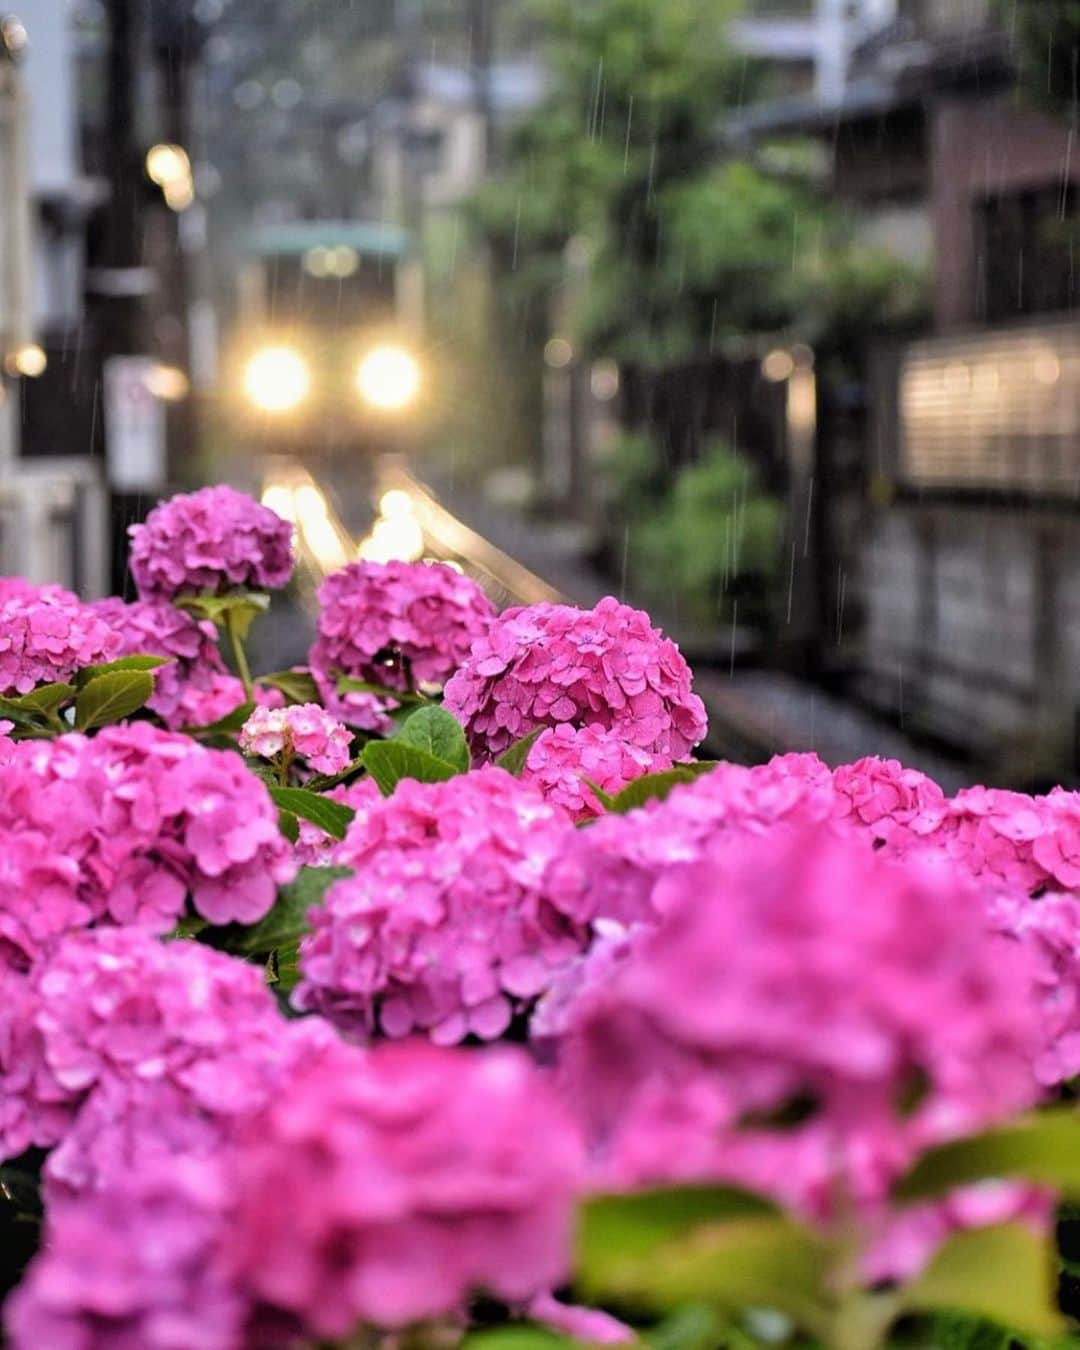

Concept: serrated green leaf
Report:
left=232, top=865, right=351, bottom=954
left=15, top=682, right=76, bottom=714
left=394, top=705, right=470, bottom=772
left=268, top=786, right=355, bottom=840
left=609, top=768, right=699, bottom=813
left=259, top=669, right=320, bottom=705
left=180, top=699, right=255, bottom=738
left=76, top=654, right=170, bottom=684
left=903, top=1223, right=1063, bottom=1338
left=362, top=739, right=461, bottom=796
left=495, top=726, right=545, bottom=776
left=894, top=1110, right=1080, bottom=1203
left=74, top=670, right=154, bottom=731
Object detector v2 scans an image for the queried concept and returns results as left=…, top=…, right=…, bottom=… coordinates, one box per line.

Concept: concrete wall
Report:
left=856, top=501, right=1080, bottom=758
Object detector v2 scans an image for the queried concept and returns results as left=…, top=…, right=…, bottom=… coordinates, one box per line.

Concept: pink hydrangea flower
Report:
left=557, top=826, right=1041, bottom=1231
left=6, top=1154, right=245, bottom=1350
left=0, top=725, right=294, bottom=972
left=0, top=590, right=120, bottom=694
left=128, top=485, right=294, bottom=602
left=521, top=723, right=670, bottom=821
left=44, top=1015, right=341, bottom=1201
left=310, top=559, right=495, bottom=695
left=0, top=577, right=77, bottom=606
left=444, top=596, right=708, bottom=761
left=91, top=596, right=226, bottom=726
left=170, top=671, right=283, bottom=730
left=229, top=1040, right=583, bottom=1336
left=832, top=756, right=949, bottom=848
left=293, top=767, right=582, bottom=1043
left=240, top=702, right=352, bottom=776
left=0, top=927, right=287, bottom=1163
left=543, top=754, right=843, bottom=930
left=988, top=888, right=1080, bottom=1087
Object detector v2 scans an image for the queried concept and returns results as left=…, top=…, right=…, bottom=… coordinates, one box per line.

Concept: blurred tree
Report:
left=472, top=0, right=925, bottom=469
left=1007, top=0, right=1080, bottom=122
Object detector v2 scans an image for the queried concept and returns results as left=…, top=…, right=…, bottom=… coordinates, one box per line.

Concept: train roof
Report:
left=249, top=221, right=411, bottom=261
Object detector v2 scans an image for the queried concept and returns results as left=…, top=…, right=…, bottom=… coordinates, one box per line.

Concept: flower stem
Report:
left=225, top=610, right=254, bottom=702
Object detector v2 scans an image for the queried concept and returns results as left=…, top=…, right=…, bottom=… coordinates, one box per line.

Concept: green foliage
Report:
left=1007, top=0, right=1080, bottom=120
left=611, top=439, right=783, bottom=628
left=495, top=727, right=546, bottom=776
left=894, top=1110, right=1080, bottom=1203
left=574, top=1183, right=1065, bottom=1348
left=258, top=669, right=321, bottom=705
left=177, top=590, right=270, bottom=639
left=362, top=740, right=463, bottom=796
left=73, top=670, right=155, bottom=732
left=603, top=768, right=699, bottom=813
left=393, top=705, right=471, bottom=773
left=267, top=787, right=355, bottom=840
left=226, top=865, right=351, bottom=956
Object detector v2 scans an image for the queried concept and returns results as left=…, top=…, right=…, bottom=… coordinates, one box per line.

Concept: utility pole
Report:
left=92, top=0, right=153, bottom=592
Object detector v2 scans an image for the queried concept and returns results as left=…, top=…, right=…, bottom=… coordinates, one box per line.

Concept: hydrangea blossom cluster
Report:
left=239, top=702, right=352, bottom=776
left=170, top=671, right=283, bottom=730
left=91, top=596, right=226, bottom=727
left=544, top=752, right=842, bottom=929
left=294, top=768, right=582, bottom=1043
left=310, top=559, right=495, bottom=694
left=0, top=927, right=288, bottom=1164
left=443, top=596, right=708, bottom=761
left=987, top=888, right=1080, bottom=1087
left=0, top=724, right=294, bottom=970
left=128, top=484, right=294, bottom=602
left=831, top=755, right=949, bottom=849
left=521, top=723, right=669, bottom=821
left=229, top=1040, right=583, bottom=1337
left=6, top=1154, right=245, bottom=1350
left=557, top=826, right=1041, bottom=1229
left=0, top=589, right=120, bottom=694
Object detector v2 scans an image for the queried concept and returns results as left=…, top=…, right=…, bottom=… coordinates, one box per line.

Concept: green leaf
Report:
left=259, top=669, right=320, bottom=705
left=608, top=769, right=699, bottom=813
left=495, top=726, right=545, bottom=776
left=362, top=739, right=461, bottom=796
left=232, top=865, right=351, bottom=954
left=903, top=1223, right=1063, bottom=1338
left=76, top=654, right=170, bottom=684
left=460, top=1329, right=585, bottom=1350
left=578, top=1185, right=780, bottom=1290
left=178, top=590, right=270, bottom=638
left=268, top=787, right=355, bottom=841
left=337, top=675, right=426, bottom=705
left=581, top=777, right=617, bottom=811
left=0, top=696, right=46, bottom=729
left=577, top=1186, right=829, bottom=1334
left=394, top=705, right=470, bottom=772
left=683, top=760, right=722, bottom=777
left=894, top=1110, right=1080, bottom=1203
left=74, top=670, right=154, bottom=731
left=180, top=700, right=255, bottom=738
left=15, top=682, right=76, bottom=715
left=277, top=808, right=299, bottom=843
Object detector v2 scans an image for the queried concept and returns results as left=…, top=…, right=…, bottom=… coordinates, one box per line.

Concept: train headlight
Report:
left=355, top=345, right=420, bottom=412
left=243, top=346, right=310, bottom=414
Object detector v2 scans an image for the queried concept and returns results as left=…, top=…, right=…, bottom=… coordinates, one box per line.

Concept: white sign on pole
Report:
left=104, top=357, right=166, bottom=490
